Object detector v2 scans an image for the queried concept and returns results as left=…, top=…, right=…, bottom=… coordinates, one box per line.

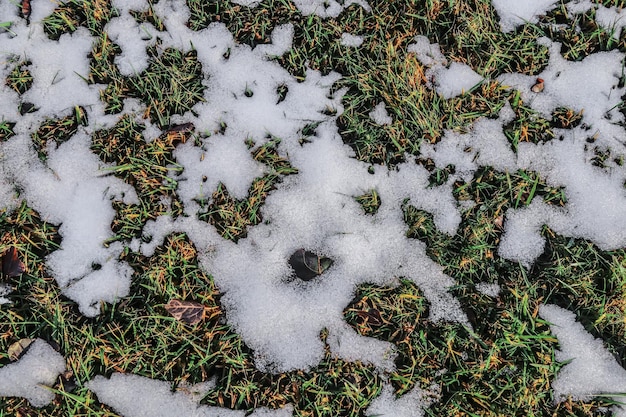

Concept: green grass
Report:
left=2, top=0, right=626, bottom=416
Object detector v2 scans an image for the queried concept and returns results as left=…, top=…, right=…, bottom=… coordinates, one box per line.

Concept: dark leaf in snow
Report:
left=289, top=249, right=333, bottom=281
left=21, top=0, right=31, bottom=24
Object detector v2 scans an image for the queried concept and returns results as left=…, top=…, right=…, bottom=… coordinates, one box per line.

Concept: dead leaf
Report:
left=289, top=249, right=333, bottom=281
left=21, top=0, right=31, bottom=24
left=494, top=214, right=504, bottom=230
left=8, top=338, right=34, bottom=361
left=355, top=308, right=383, bottom=327
left=2, top=247, right=26, bottom=278
left=166, top=122, right=195, bottom=133
left=164, top=299, right=205, bottom=325
left=531, top=77, right=544, bottom=93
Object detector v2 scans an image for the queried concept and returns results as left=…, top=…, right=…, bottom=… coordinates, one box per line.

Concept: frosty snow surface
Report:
left=1, top=0, right=626, bottom=415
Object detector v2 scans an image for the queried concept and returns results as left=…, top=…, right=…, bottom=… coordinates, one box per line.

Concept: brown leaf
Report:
left=166, top=122, right=194, bottom=133
left=164, top=299, right=205, bottom=325
left=288, top=249, right=333, bottom=281
left=494, top=214, right=504, bottom=230
left=2, top=247, right=26, bottom=278
left=531, top=78, right=544, bottom=93
left=21, top=0, right=31, bottom=23
left=8, top=338, right=34, bottom=361
left=355, top=308, right=383, bottom=327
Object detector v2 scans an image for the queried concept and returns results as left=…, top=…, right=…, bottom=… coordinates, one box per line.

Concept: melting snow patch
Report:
left=498, top=41, right=626, bottom=149
left=2, top=128, right=137, bottom=316
left=0, top=339, right=66, bottom=407
left=369, top=102, right=393, bottom=125
left=89, top=373, right=296, bottom=417
left=475, top=282, right=501, bottom=298
left=366, top=383, right=439, bottom=417
left=408, top=36, right=483, bottom=98
left=595, top=5, right=626, bottom=39
left=201, top=122, right=468, bottom=372
left=491, top=0, right=560, bottom=33
left=233, top=0, right=370, bottom=18
left=340, top=33, right=364, bottom=47
left=88, top=373, right=246, bottom=417
left=540, top=304, right=626, bottom=416
left=432, top=62, right=483, bottom=99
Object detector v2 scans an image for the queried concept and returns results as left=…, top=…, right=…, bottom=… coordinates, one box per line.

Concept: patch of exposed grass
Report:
left=125, top=46, right=205, bottom=128
left=31, top=106, right=88, bottom=162
left=5, top=61, right=33, bottom=95
left=129, top=1, right=165, bottom=31
left=533, top=230, right=626, bottom=361
left=354, top=189, right=380, bottom=215
left=198, top=138, right=298, bottom=241
left=91, top=40, right=206, bottom=127
left=91, top=115, right=187, bottom=243
left=504, top=102, right=554, bottom=152
left=42, top=0, right=118, bottom=40
left=541, top=5, right=623, bottom=61
left=0, top=121, right=16, bottom=142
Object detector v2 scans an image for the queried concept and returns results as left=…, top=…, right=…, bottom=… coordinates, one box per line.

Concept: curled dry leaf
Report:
left=2, top=247, right=26, bottom=278
left=531, top=78, right=544, bottom=93
left=21, top=0, right=31, bottom=23
left=494, top=214, right=504, bottom=230
left=164, top=299, right=205, bottom=325
left=288, top=249, right=333, bottom=281
left=355, top=308, right=384, bottom=327
left=8, top=338, right=34, bottom=361
left=166, top=122, right=195, bottom=133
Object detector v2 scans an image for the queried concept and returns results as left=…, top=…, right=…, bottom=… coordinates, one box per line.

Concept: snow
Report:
left=491, top=0, right=560, bottom=33
left=499, top=40, right=626, bottom=149
left=1, top=0, right=626, bottom=415
left=475, top=282, right=501, bottom=298
left=0, top=339, right=66, bottom=407
left=88, top=373, right=294, bottom=417
left=105, top=13, right=154, bottom=76
left=365, top=383, right=438, bottom=417
left=596, top=5, right=626, bottom=39
left=369, top=102, right=392, bottom=125
left=232, top=0, right=371, bottom=18
left=340, top=33, right=364, bottom=47
left=540, top=304, right=626, bottom=416
left=432, top=62, right=484, bottom=99
left=408, top=36, right=483, bottom=98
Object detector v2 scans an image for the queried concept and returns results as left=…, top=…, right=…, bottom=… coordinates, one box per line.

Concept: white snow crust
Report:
left=232, top=0, right=371, bottom=18
left=369, top=102, right=392, bottom=125
left=88, top=373, right=294, bottom=417
left=408, top=36, right=483, bottom=98
left=340, top=33, right=364, bottom=47
left=491, top=0, right=559, bottom=32
left=540, top=304, right=626, bottom=417
left=0, top=339, right=66, bottom=407
left=365, top=383, right=438, bottom=417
